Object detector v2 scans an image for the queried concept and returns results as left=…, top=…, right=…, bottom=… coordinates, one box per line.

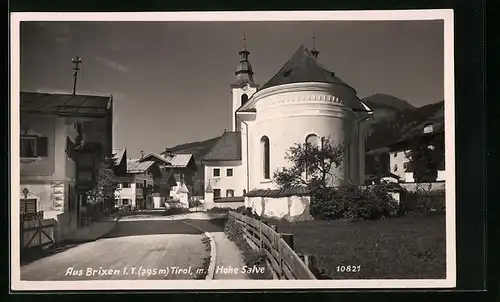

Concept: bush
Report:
left=235, top=206, right=261, bottom=220
left=206, top=207, right=231, bottom=214
left=400, top=189, right=445, bottom=215
left=310, top=184, right=399, bottom=221
left=164, top=207, right=190, bottom=216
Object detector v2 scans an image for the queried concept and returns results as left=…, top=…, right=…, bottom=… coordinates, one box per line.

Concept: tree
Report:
left=405, top=133, right=444, bottom=182
left=85, top=156, right=119, bottom=207
left=273, top=136, right=345, bottom=190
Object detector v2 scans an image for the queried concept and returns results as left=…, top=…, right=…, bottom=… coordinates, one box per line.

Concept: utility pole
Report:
left=72, top=56, right=82, bottom=95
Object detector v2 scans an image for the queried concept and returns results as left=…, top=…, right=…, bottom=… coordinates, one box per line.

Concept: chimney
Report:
left=140, top=150, right=144, bottom=159
left=164, top=148, right=173, bottom=157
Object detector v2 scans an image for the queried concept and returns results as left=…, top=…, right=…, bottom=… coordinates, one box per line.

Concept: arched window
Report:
left=305, top=134, right=319, bottom=148
left=241, top=94, right=249, bottom=106
left=261, top=136, right=270, bottom=179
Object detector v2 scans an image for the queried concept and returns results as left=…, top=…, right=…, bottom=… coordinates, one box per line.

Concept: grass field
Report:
left=267, top=213, right=446, bottom=279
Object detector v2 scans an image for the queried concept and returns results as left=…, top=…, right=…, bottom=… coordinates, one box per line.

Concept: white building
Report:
left=202, top=43, right=372, bottom=210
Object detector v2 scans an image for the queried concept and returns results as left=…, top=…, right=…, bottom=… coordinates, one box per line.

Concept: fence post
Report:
left=38, top=218, right=42, bottom=246
left=281, top=233, right=294, bottom=250
left=258, top=221, right=263, bottom=251
left=303, top=254, right=317, bottom=272
left=277, top=233, right=283, bottom=279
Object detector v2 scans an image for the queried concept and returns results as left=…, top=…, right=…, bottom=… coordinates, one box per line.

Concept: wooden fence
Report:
left=20, top=214, right=56, bottom=250
left=228, top=211, right=316, bottom=280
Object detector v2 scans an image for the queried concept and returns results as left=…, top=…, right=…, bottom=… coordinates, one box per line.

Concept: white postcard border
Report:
left=10, top=9, right=456, bottom=291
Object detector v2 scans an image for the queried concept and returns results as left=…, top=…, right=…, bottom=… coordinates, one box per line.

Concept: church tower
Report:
left=231, top=35, right=258, bottom=131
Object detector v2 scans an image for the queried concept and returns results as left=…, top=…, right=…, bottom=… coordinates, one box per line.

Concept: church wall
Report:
left=246, top=85, right=361, bottom=190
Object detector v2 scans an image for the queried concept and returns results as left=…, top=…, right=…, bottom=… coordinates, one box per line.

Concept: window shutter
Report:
left=37, top=136, right=48, bottom=157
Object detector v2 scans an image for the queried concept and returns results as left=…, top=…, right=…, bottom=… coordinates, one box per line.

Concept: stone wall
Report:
left=245, top=195, right=313, bottom=222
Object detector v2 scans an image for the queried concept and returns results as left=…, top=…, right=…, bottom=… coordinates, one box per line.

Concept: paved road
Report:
left=20, top=214, right=212, bottom=281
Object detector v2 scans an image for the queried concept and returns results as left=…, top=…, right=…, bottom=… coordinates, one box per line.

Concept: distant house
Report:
left=19, top=91, right=113, bottom=241
left=139, top=149, right=196, bottom=208
left=386, top=127, right=445, bottom=183
left=365, top=100, right=445, bottom=184
left=113, top=158, right=162, bottom=209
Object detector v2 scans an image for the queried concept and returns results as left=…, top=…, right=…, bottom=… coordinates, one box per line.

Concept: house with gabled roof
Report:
left=202, top=43, right=372, bottom=218
left=19, top=91, right=113, bottom=241
left=202, top=131, right=245, bottom=209
left=113, top=158, right=163, bottom=209
left=139, top=149, right=196, bottom=208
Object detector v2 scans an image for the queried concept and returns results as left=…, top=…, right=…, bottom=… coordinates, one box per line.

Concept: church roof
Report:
left=237, top=45, right=371, bottom=114
left=259, top=45, right=350, bottom=91
left=202, top=131, right=242, bottom=162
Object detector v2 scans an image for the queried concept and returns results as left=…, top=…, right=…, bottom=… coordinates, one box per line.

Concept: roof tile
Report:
left=245, top=186, right=310, bottom=198
left=203, top=131, right=241, bottom=161
left=126, top=159, right=154, bottom=174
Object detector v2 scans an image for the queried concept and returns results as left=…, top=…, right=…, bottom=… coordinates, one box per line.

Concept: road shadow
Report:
left=101, top=217, right=228, bottom=239
left=20, top=243, right=79, bottom=266
left=180, top=218, right=227, bottom=232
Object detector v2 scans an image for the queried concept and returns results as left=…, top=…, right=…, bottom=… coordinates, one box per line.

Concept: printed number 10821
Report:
left=336, top=265, right=361, bottom=272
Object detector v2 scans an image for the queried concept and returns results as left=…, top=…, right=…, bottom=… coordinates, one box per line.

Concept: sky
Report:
left=19, top=20, right=444, bottom=158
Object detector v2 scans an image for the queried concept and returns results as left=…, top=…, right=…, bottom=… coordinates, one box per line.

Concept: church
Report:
left=202, top=40, right=372, bottom=207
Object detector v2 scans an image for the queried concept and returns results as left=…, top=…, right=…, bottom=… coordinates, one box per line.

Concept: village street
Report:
left=20, top=212, right=231, bottom=281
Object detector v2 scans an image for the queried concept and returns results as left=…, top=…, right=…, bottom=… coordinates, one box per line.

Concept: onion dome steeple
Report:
left=311, top=32, right=320, bottom=59
left=234, top=34, right=255, bottom=86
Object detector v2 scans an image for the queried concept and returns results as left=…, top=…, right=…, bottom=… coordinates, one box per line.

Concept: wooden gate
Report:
left=20, top=212, right=55, bottom=250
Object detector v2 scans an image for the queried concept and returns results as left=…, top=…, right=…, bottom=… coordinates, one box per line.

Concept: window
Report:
left=241, top=94, right=249, bottom=106
left=261, top=136, right=270, bottom=179
left=226, top=168, right=233, bottom=177
left=305, top=134, right=319, bottom=178
left=20, top=136, right=48, bottom=158
left=226, top=189, right=234, bottom=197
left=393, top=164, right=398, bottom=172
left=143, top=180, right=147, bottom=188
left=122, top=183, right=131, bottom=188
left=403, top=162, right=410, bottom=171
left=213, top=168, right=221, bottom=177
left=394, top=152, right=398, bottom=158
left=213, top=189, right=221, bottom=199
left=305, top=134, right=319, bottom=147
left=137, top=183, right=141, bottom=188
left=423, top=124, right=434, bottom=134
left=20, top=199, right=37, bottom=214
left=66, top=137, right=75, bottom=160
left=122, top=198, right=130, bottom=205
left=148, top=184, right=153, bottom=188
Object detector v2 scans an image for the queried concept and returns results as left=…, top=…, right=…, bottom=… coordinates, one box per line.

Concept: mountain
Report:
left=366, top=99, right=444, bottom=152
left=363, top=93, right=416, bottom=112
left=169, top=136, right=221, bottom=157
left=168, top=136, right=221, bottom=195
